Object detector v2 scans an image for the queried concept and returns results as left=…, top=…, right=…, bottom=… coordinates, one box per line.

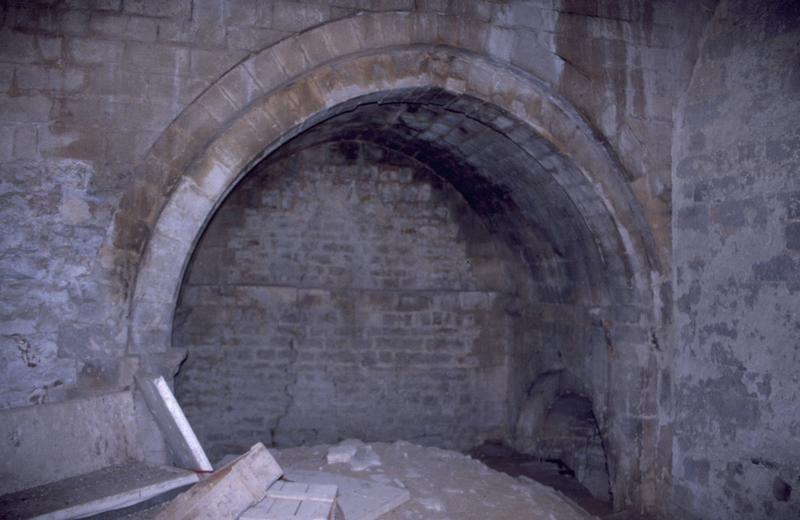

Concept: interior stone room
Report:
left=0, top=0, right=798, bottom=519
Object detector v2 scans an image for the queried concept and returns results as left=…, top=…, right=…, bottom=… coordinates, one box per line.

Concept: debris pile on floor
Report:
left=0, top=375, right=598, bottom=519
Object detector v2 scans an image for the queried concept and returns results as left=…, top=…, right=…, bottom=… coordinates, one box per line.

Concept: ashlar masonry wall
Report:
left=173, top=141, right=515, bottom=460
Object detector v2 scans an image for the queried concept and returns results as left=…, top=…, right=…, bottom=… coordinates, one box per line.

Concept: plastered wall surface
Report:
left=671, top=1, right=800, bottom=518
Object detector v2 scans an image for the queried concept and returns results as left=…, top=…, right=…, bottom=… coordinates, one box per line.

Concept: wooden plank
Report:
left=136, top=374, right=213, bottom=472
left=155, top=443, right=282, bottom=520
left=0, top=463, right=198, bottom=520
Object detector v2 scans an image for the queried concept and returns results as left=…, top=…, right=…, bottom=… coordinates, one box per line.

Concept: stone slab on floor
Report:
left=155, top=442, right=282, bottom=520
left=241, top=481, right=338, bottom=520
left=136, top=375, right=213, bottom=472
left=0, top=462, right=198, bottom=520
left=284, top=470, right=408, bottom=520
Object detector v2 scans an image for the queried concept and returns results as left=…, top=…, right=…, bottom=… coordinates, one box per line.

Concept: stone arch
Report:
left=113, top=12, right=663, bottom=511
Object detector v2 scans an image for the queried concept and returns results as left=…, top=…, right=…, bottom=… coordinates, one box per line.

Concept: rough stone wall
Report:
left=173, top=141, right=514, bottom=460
left=671, top=1, right=800, bottom=518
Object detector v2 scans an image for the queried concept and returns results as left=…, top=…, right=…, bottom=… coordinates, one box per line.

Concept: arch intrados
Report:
left=269, top=99, right=617, bottom=303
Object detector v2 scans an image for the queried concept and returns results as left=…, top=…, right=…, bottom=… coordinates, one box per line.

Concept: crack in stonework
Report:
left=271, top=291, right=302, bottom=446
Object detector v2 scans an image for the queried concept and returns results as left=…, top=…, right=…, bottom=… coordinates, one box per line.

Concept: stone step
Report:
left=0, top=463, right=198, bottom=520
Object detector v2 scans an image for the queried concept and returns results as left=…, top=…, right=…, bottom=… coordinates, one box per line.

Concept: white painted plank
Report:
left=136, top=374, right=213, bottom=472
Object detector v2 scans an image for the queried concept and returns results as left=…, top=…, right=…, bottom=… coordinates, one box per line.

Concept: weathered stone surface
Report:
left=671, top=1, right=800, bottom=519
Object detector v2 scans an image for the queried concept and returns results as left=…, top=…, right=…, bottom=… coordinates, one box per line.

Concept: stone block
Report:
left=785, top=191, right=800, bottom=220
left=227, top=26, right=289, bottom=52
left=317, top=17, right=363, bottom=57
left=486, top=25, right=514, bottom=62
left=298, top=26, right=335, bottom=66
left=16, top=65, right=85, bottom=92
left=0, top=29, right=38, bottom=64
left=270, top=36, right=312, bottom=78
left=0, top=94, right=51, bottom=123
left=285, top=470, right=410, bottom=520
left=189, top=48, right=246, bottom=80
left=12, top=125, right=38, bottom=159
left=123, top=42, right=190, bottom=75
left=244, top=47, right=291, bottom=90
left=191, top=0, right=224, bottom=24
left=785, top=222, right=800, bottom=250
left=217, top=65, right=263, bottom=110
left=224, top=0, right=260, bottom=27
left=122, top=0, right=192, bottom=19
left=157, top=19, right=226, bottom=47
left=455, top=17, right=489, bottom=54
left=90, top=13, right=158, bottom=41
left=68, top=37, right=124, bottom=64
left=272, top=0, right=330, bottom=33
left=36, top=35, right=64, bottom=61
left=155, top=179, right=214, bottom=243
left=0, top=125, right=13, bottom=160
left=155, top=443, right=283, bottom=520
left=242, top=481, right=338, bottom=520
left=510, top=32, right=562, bottom=86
